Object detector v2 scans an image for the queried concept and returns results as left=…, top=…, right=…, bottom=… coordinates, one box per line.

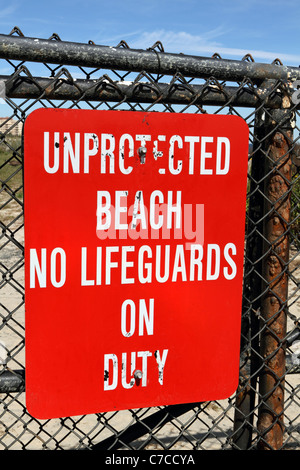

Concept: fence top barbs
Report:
left=0, top=32, right=300, bottom=86
left=0, top=32, right=299, bottom=115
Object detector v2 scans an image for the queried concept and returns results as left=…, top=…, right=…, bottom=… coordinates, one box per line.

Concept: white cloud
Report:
left=129, top=29, right=300, bottom=65
left=0, top=4, right=18, bottom=19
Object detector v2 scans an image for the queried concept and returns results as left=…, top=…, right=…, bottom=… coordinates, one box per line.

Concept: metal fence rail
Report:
left=0, top=27, right=299, bottom=450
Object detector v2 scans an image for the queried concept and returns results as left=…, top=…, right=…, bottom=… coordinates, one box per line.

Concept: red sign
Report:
left=24, top=109, right=249, bottom=419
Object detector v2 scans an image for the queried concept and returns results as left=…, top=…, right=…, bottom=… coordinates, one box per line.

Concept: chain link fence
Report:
left=0, top=27, right=299, bottom=450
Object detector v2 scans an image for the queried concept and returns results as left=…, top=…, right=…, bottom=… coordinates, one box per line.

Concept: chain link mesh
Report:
left=0, top=27, right=299, bottom=450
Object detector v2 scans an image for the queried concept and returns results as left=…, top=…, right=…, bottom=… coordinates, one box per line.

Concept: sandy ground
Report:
left=0, top=196, right=299, bottom=450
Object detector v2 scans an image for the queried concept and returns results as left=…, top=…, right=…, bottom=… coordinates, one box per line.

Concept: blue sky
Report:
left=0, top=0, right=299, bottom=65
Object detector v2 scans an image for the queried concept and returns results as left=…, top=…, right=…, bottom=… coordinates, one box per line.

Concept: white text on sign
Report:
left=43, top=131, right=230, bottom=175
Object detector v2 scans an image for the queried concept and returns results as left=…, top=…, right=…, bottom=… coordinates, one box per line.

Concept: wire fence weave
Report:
left=0, top=28, right=299, bottom=450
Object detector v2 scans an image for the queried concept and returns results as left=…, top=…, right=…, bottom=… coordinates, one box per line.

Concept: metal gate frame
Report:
left=0, top=27, right=299, bottom=450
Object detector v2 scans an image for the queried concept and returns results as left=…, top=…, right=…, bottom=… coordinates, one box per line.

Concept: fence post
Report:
left=256, top=104, right=294, bottom=450
left=233, top=108, right=267, bottom=449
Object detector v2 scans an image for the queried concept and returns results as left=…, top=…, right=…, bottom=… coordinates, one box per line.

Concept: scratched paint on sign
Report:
left=24, top=109, right=249, bottom=418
